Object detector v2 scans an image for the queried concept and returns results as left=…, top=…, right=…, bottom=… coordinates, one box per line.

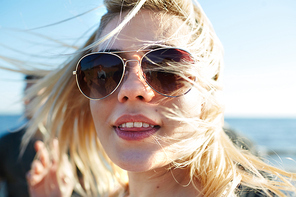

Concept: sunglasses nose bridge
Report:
left=124, top=59, right=142, bottom=75
left=122, top=59, right=147, bottom=84
left=124, top=59, right=141, bottom=67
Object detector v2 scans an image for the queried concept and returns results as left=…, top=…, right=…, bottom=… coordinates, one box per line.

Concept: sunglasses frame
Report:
left=73, top=47, right=195, bottom=100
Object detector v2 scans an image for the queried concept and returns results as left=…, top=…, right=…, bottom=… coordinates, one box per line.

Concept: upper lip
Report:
left=114, top=114, right=159, bottom=127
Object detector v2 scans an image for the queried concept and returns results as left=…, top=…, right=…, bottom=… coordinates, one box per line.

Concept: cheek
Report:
left=178, top=88, right=203, bottom=118
left=161, top=88, right=202, bottom=138
left=89, top=100, right=109, bottom=129
left=90, top=100, right=98, bottom=119
left=164, top=89, right=203, bottom=148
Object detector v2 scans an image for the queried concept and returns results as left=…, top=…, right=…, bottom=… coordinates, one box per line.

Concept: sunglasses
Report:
left=73, top=48, right=195, bottom=100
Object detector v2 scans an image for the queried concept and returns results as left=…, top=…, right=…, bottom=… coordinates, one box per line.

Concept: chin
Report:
left=113, top=151, right=170, bottom=172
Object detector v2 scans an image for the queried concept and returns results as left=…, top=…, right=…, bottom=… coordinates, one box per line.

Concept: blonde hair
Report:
left=12, top=0, right=295, bottom=196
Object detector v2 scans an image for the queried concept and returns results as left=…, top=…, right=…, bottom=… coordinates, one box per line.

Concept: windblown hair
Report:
left=13, top=0, right=295, bottom=196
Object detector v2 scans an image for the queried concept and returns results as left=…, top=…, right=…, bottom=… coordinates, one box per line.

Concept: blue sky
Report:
left=0, top=0, right=295, bottom=117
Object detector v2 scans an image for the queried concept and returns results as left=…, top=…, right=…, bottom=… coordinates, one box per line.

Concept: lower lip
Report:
left=114, top=127, right=159, bottom=141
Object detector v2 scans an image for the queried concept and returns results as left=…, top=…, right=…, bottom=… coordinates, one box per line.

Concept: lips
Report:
left=114, top=114, right=160, bottom=141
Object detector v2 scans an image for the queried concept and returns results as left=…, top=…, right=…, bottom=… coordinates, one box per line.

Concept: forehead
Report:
left=97, top=10, right=190, bottom=51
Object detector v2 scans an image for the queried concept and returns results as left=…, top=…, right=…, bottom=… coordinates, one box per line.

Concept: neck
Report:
left=126, top=166, right=202, bottom=197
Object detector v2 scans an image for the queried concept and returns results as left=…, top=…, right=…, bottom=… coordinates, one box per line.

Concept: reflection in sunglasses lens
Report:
left=142, top=49, right=194, bottom=97
left=77, top=53, right=124, bottom=99
left=76, top=48, right=194, bottom=99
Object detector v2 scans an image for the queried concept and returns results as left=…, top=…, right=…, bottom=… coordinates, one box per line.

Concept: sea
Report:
left=0, top=115, right=295, bottom=172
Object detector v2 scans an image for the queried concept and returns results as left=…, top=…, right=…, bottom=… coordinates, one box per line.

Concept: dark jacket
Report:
left=0, top=127, right=38, bottom=197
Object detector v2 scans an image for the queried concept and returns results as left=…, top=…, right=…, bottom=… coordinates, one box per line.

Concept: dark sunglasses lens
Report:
left=142, top=48, right=194, bottom=96
left=77, top=53, right=124, bottom=99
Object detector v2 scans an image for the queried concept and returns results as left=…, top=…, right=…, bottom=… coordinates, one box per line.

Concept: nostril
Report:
left=117, top=68, right=155, bottom=102
left=123, top=96, right=128, bottom=101
left=137, top=95, right=144, bottom=100
left=120, top=95, right=144, bottom=102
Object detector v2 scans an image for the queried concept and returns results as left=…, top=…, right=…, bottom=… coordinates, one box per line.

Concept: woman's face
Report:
left=90, top=10, right=203, bottom=172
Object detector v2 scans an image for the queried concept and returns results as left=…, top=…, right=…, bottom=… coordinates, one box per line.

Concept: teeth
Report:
left=119, top=122, right=155, bottom=128
left=134, top=122, right=142, bottom=127
left=143, top=123, right=149, bottom=128
left=126, top=122, right=133, bottom=128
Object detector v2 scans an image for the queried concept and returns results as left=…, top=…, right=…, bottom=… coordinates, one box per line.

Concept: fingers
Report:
left=61, top=154, right=73, bottom=184
left=35, top=141, right=50, bottom=169
left=27, top=140, right=59, bottom=186
left=32, top=159, right=44, bottom=175
left=34, top=139, right=60, bottom=167
left=27, top=141, right=50, bottom=186
left=27, top=160, right=46, bottom=186
left=27, top=139, right=74, bottom=197
left=51, top=138, right=59, bottom=167
left=60, top=154, right=75, bottom=197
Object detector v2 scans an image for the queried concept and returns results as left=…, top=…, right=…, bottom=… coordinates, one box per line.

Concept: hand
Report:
left=26, top=139, right=74, bottom=197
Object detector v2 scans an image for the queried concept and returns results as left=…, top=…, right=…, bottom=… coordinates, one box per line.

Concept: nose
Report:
left=117, top=61, right=155, bottom=103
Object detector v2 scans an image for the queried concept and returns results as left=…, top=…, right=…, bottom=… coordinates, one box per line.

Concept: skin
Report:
left=27, top=10, right=204, bottom=197
left=27, top=140, right=74, bottom=197
left=91, top=10, right=203, bottom=196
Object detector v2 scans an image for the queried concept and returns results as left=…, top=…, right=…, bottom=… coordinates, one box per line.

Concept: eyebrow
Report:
left=143, top=44, right=175, bottom=50
left=98, top=44, right=176, bottom=53
left=99, top=48, right=121, bottom=53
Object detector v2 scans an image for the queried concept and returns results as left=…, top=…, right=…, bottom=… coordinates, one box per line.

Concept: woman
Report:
left=21, top=0, right=296, bottom=196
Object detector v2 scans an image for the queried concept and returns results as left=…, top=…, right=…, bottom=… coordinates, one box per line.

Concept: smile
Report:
left=114, top=114, right=160, bottom=141
left=114, top=126, right=159, bottom=141
left=119, top=122, right=155, bottom=128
